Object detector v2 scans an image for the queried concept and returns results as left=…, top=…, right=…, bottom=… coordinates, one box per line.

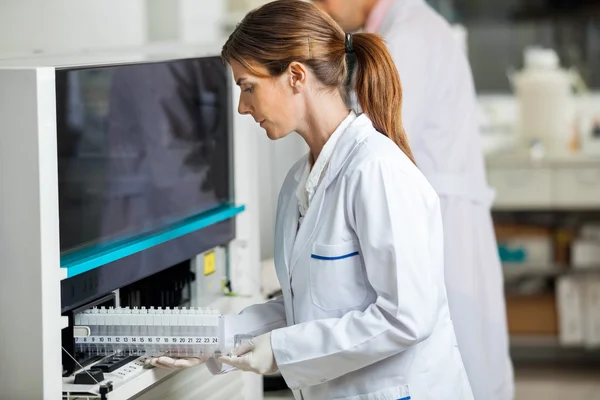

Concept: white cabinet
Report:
left=488, top=168, right=552, bottom=209
left=554, top=168, right=600, bottom=208
left=486, top=155, right=600, bottom=209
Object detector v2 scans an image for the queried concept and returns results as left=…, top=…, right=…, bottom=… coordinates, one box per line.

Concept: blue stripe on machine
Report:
left=310, top=251, right=359, bottom=261
left=62, top=203, right=245, bottom=278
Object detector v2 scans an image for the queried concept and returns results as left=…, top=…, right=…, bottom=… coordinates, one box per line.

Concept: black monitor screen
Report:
left=56, top=57, right=232, bottom=254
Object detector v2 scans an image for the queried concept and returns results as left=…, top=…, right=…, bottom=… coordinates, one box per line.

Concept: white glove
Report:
left=145, top=356, right=208, bottom=369
left=218, top=332, right=278, bottom=375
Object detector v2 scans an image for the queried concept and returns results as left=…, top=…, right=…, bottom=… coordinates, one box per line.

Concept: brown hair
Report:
left=221, top=0, right=415, bottom=164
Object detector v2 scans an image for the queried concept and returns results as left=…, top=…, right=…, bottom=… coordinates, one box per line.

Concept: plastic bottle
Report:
left=513, top=47, right=575, bottom=156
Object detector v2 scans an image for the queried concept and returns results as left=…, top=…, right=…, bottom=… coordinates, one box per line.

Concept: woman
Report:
left=150, top=1, right=473, bottom=398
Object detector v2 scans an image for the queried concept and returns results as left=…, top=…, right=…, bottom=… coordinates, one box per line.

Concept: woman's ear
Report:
left=287, top=62, right=307, bottom=93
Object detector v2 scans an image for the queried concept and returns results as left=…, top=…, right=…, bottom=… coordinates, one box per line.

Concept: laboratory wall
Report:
left=0, top=0, right=228, bottom=56
left=0, top=0, right=148, bottom=55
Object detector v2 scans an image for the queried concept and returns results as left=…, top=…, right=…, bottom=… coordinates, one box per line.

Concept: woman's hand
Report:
left=218, top=332, right=278, bottom=374
left=145, top=356, right=208, bottom=369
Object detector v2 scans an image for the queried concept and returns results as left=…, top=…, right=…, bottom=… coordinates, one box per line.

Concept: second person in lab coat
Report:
left=312, top=1, right=515, bottom=399
left=150, top=1, right=473, bottom=398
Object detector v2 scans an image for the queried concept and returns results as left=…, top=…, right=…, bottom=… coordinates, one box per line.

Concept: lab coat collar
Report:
left=293, top=154, right=309, bottom=182
left=295, top=111, right=357, bottom=215
left=321, top=113, right=373, bottom=189
left=293, top=114, right=372, bottom=185
left=291, top=111, right=357, bottom=184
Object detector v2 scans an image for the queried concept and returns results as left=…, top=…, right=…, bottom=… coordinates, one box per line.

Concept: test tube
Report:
left=195, top=308, right=204, bottom=357
left=188, top=309, right=197, bottom=357
left=115, top=308, right=124, bottom=354
left=83, top=310, right=92, bottom=355
left=179, top=308, right=186, bottom=357
left=205, top=308, right=213, bottom=356
left=131, top=307, right=138, bottom=355
left=129, top=308, right=135, bottom=353
left=205, top=309, right=212, bottom=357
left=90, top=308, right=100, bottom=355
left=171, top=308, right=179, bottom=357
left=187, top=309, right=195, bottom=357
left=156, top=308, right=165, bottom=355
left=179, top=308, right=187, bottom=357
left=212, top=309, right=220, bottom=356
left=205, top=309, right=212, bottom=355
left=106, top=307, right=115, bottom=354
left=137, top=307, right=145, bottom=355
left=98, top=307, right=107, bottom=355
left=146, top=307, right=154, bottom=357
left=131, top=307, right=139, bottom=355
left=123, top=307, right=132, bottom=354
left=163, top=308, right=173, bottom=355
left=138, top=307, right=146, bottom=355
left=180, top=308, right=186, bottom=357
left=188, top=309, right=194, bottom=357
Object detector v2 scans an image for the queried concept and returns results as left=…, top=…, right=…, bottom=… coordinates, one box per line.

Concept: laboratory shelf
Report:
left=503, top=265, right=600, bottom=280
left=488, top=152, right=600, bottom=357
left=503, top=265, right=567, bottom=280
left=487, top=153, right=600, bottom=210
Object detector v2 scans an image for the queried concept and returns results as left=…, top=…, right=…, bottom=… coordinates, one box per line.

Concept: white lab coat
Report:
left=364, top=1, right=514, bottom=399
left=210, top=114, right=473, bottom=400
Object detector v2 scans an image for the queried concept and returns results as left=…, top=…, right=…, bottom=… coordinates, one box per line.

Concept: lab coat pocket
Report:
left=310, top=241, right=367, bottom=311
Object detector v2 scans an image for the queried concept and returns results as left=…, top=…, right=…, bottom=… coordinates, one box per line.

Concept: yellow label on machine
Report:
left=204, top=251, right=216, bottom=276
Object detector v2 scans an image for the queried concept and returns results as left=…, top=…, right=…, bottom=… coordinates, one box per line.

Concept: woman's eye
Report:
left=243, top=87, right=254, bottom=93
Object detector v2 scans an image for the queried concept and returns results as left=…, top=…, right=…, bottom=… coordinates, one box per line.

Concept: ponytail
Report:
left=351, top=33, right=416, bottom=165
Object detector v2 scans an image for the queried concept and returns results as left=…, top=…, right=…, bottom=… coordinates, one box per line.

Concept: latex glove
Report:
left=218, top=332, right=278, bottom=374
left=145, top=356, right=207, bottom=369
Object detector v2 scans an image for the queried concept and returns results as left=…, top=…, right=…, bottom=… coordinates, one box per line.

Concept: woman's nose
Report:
left=238, top=97, right=252, bottom=115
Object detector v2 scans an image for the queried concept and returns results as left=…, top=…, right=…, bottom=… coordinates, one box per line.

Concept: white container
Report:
left=557, top=276, right=585, bottom=346
left=580, top=224, right=600, bottom=241
left=571, top=239, right=600, bottom=269
left=513, top=47, right=575, bottom=155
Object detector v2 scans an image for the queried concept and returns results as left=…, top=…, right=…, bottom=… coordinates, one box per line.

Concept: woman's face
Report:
left=230, top=60, right=305, bottom=140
